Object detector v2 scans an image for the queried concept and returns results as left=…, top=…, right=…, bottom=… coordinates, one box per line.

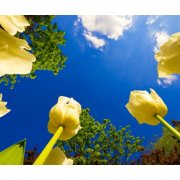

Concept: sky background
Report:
left=0, top=15, right=180, bottom=152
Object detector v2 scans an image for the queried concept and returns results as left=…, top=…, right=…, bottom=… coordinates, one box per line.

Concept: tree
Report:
left=0, top=15, right=67, bottom=89
left=57, top=108, right=144, bottom=165
left=139, top=120, right=180, bottom=165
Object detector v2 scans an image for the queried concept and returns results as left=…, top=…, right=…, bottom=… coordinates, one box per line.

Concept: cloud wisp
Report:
left=157, top=75, right=178, bottom=87
left=146, top=16, right=159, bottom=25
left=153, top=31, right=169, bottom=52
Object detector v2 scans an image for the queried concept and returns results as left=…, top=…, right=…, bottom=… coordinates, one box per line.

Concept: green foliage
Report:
left=0, top=15, right=67, bottom=89
left=139, top=122, right=180, bottom=165
left=0, top=74, right=18, bottom=90
left=153, top=124, right=180, bottom=156
left=0, top=139, right=26, bottom=165
left=57, top=108, right=144, bottom=165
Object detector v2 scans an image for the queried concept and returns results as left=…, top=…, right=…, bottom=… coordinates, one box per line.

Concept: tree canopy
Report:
left=57, top=108, right=144, bottom=165
left=0, top=15, right=67, bottom=89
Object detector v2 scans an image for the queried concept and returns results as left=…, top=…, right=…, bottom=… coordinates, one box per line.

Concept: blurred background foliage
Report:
left=0, top=15, right=67, bottom=89
left=139, top=121, right=180, bottom=165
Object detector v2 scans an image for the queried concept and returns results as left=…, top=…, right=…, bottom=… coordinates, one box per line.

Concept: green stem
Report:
left=155, top=114, right=180, bottom=140
left=33, top=126, right=63, bottom=165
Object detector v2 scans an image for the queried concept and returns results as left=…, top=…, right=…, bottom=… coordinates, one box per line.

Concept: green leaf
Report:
left=0, top=139, right=26, bottom=165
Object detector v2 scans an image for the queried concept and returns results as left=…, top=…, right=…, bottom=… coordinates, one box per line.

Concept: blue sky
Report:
left=0, top=15, right=180, bottom=152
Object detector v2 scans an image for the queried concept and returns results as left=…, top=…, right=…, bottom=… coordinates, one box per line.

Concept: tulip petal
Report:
left=0, top=16, right=17, bottom=35
left=0, top=42, right=8, bottom=54
left=150, top=88, right=168, bottom=117
left=0, top=29, right=36, bottom=76
left=126, top=89, right=168, bottom=126
left=48, top=96, right=81, bottom=140
left=11, top=16, right=30, bottom=27
left=44, top=147, right=73, bottom=165
left=155, top=32, right=180, bottom=78
left=0, top=93, right=10, bottom=118
left=0, top=15, right=29, bottom=35
left=63, top=158, right=73, bottom=165
left=59, top=128, right=77, bottom=140
left=63, top=110, right=80, bottom=130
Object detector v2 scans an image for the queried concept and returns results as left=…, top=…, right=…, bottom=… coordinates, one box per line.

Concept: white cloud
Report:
left=146, top=16, right=159, bottom=25
left=153, top=31, right=169, bottom=52
left=83, top=32, right=106, bottom=49
left=157, top=75, right=178, bottom=87
left=157, top=79, right=163, bottom=86
left=75, top=15, right=133, bottom=49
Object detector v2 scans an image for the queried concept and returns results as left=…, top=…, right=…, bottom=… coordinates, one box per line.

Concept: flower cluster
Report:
left=0, top=15, right=180, bottom=165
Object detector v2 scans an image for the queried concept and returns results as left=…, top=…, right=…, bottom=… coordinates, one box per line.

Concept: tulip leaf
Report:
left=0, top=139, right=26, bottom=165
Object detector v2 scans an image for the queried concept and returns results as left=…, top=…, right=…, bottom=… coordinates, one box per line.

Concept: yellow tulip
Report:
left=48, top=96, right=82, bottom=140
left=0, top=15, right=29, bottom=35
left=0, top=93, right=10, bottom=117
left=34, top=96, right=81, bottom=165
left=0, top=29, right=36, bottom=76
left=155, top=32, right=180, bottom=78
left=44, top=147, right=73, bottom=165
left=126, top=88, right=168, bottom=125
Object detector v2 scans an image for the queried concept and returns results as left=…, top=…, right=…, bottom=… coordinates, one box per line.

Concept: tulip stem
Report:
left=33, top=126, right=63, bottom=165
left=155, top=114, right=180, bottom=140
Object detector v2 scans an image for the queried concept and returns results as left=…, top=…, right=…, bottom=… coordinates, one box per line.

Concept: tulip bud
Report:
left=0, top=29, right=36, bottom=76
left=155, top=32, right=180, bottom=78
left=0, top=93, right=10, bottom=117
left=44, top=147, right=73, bottom=165
left=126, top=89, right=168, bottom=125
left=0, top=15, right=30, bottom=35
left=48, top=96, right=82, bottom=140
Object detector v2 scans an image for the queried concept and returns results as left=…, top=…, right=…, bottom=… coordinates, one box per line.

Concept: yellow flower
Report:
left=48, top=96, right=82, bottom=140
left=155, top=32, right=180, bottom=78
left=0, top=29, right=36, bottom=76
left=44, top=147, right=73, bottom=165
left=0, top=93, right=10, bottom=117
left=0, top=15, right=29, bottom=35
left=126, top=88, right=168, bottom=125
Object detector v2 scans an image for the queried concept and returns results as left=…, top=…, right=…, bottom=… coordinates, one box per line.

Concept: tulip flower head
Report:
left=48, top=96, right=82, bottom=140
left=155, top=32, right=180, bottom=78
left=0, top=29, right=36, bottom=76
left=0, top=15, right=29, bottom=35
left=126, top=89, right=168, bottom=125
left=44, top=147, right=73, bottom=165
left=0, top=93, right=10, bottom=117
